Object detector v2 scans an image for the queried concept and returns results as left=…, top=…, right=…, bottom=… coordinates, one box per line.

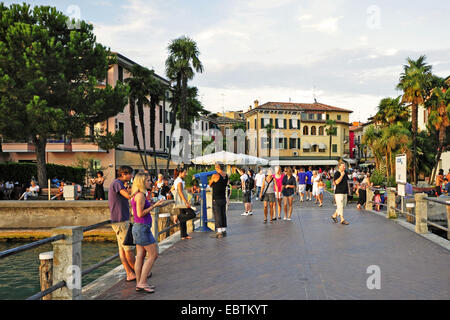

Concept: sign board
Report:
left=395, top=154, right=407, bottom=184
left=397, top=184, right=405, bottom=197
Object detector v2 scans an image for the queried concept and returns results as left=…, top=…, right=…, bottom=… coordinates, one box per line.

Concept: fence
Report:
left=365, top=187, right=450, bottom=240
left=0, top=199, right=199, bottom=300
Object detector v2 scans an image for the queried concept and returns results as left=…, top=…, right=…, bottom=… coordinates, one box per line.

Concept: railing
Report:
left=0, top=198, right=201, bottom=300
left=364, top=187, right=449, bottom=240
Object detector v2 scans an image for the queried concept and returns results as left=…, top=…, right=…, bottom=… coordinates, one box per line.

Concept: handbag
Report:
left=173, top=188, right=190, bottom=209
left=260, top=178, right=273, bottom=201
left=123, top=223, right=134, bottom=246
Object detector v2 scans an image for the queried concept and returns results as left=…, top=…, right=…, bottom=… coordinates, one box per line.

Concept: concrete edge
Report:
left=323, top=190, right=450, bottom=251
left=82, top=219, right=201, bottom=300
left=368, top=209, right=450, bottom=251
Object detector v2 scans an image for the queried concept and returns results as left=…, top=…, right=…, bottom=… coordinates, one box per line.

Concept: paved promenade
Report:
left=97, top=192, right=450, bottom=300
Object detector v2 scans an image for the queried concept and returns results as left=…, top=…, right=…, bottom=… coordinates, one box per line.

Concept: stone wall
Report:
left=0, top=201, right=111, bottom=229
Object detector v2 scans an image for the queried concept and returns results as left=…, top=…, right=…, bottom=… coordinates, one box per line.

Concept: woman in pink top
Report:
left=273, top=166, right=285, bottom=220
left=131, top=173, right=165, bottom=293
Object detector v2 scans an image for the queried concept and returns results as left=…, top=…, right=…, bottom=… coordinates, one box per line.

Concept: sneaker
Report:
left=287, top=218, right=292, bottom=221
left=283, top=217, right=287, bottom=220
left=241, top=212, right=248, bottom=216
left=209, top=232, right=223, bottom=238
left=248, top=211, right=253, bottom=216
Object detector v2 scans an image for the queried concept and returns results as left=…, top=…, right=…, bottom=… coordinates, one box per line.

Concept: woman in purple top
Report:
left=131, top=173, right=165, bottom=293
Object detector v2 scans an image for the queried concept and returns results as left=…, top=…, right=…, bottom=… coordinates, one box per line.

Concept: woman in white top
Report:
left=171, top=168, right=196, bottom=240
left=19, top=180, right=39, bottom=200
left=312, top=171, right=321, bottom=204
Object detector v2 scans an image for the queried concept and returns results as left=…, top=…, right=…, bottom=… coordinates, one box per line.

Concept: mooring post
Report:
left=365, top=188, right=374, bottom=211
left=39, top=251, right=54, bottom=300
left=414, top=193, right=428, bottom=234
left=51, top=226, right=83, bottom=300
left=387, top=188, right=397, bottom=219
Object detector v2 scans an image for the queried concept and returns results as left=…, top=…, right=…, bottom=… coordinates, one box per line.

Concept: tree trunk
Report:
left=137, top=101, right=148, bottom=170
left=129, top=99, right=147, bottom=171
left=430, top=126, right=446, bottom=185
left=411, top=103, right=418, bottom=184
left=34, top=137, right=47, bottom=189
left=150, top=98, right=158, bottom=175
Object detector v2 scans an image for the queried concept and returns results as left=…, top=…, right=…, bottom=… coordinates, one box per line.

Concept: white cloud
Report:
left=301, top=16, right=344, bottom=34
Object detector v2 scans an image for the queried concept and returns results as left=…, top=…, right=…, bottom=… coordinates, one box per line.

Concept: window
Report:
left=332, top=144, right=337, bottom=153
left=301, top=113, right=307, bottom=120
left=337, top=115, right=341, bottom=121
left=326, top=114, right=330, bottom=120
left=312, top=145, right=318, bottom=152
left=118, top=122, right=124, bottom=144
left=276, top=138, right=286, bottom=149
left=308, top=113, right=314, bottom=120
left=303, top=126, right=309, bottom=135
left=254, top=119, right=257, bottom=129
left=261, top=137, right=271, bottom=149
left=317, top=114, right=322, bottom=120
left=319, top=126, right=324, bottom=135
left=311, top=126, right=316, bottom=135
left=289, top=138, right=297, bottom=149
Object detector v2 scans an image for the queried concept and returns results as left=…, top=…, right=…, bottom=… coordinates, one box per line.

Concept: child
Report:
left=317, top=178, right=325, bottom=207
left=374, top=190, right=382, bottom=211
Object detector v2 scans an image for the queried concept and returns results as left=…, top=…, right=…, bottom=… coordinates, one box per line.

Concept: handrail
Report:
left=82, top=253, right=120, bottom=277
left=26, top=280, right=66, bottom=301
left=0, top=234, right=65, bottom=259
left=424, top=197, right=450, bottom=206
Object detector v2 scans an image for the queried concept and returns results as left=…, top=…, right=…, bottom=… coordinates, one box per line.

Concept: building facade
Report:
left=243, top=100, right=352, bottom=167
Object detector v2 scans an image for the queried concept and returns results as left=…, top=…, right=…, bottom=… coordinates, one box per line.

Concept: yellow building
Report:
left=243, top=100, right=353, bottom=167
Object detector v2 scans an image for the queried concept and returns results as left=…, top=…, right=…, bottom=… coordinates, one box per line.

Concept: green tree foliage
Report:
left=0, top=3, right=128, bottom=187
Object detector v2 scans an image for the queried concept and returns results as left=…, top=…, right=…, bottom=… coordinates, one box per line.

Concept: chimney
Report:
left=254, top=100, right=259, bottom=108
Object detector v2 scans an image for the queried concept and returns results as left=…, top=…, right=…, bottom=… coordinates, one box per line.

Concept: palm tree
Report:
left=381, top=123, right=411, bottom=179
left=125, top=65, right=153, bottom=171
left=166, top=36, right=203, bottom=131
left=147, top=72, right=168, bottom=175
left=427, top=83, right=450, bottom=183
left=265, top=123, right=274, bottom=158
left=362, top=124, right=383, bottom=170
left=374, top=96, right=409, bottom=126
left=397, top=55, right=433, bottom=184
left=325, top=119, right=337, bottom=159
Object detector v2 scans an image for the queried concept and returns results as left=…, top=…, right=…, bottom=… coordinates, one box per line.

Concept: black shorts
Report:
left=243, top=191, right=252, bottom=203
left=306, top=184, right=313, bottom=192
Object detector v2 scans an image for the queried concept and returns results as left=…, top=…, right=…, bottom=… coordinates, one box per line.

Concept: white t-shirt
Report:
left=174, top=177, right=185, bottom=192
left=255, top=173, right=265, bottom=187
left=6, top=182, right=14, bottom=189
left=29, top=185, right=39, bottom=194
left=240, top=174, right=248, bottom=191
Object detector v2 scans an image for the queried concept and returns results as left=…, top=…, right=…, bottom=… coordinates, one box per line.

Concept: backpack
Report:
left=246, top=176, right=255, bottom=191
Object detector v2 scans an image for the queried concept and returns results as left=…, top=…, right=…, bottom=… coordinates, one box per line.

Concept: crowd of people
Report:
left=237, top=164, right=378, bottom=224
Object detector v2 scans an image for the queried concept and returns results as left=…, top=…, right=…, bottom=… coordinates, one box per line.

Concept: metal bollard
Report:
left=414, top=193, right=428, bottom=234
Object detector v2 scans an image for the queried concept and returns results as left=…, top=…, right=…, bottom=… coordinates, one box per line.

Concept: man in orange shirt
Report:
left=445, top=169, right=450, bottom=183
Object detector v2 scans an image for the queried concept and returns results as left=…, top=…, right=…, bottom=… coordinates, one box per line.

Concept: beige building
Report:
left=243, top=100, right=352, bottom=167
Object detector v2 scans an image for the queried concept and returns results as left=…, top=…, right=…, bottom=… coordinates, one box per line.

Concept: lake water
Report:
left=0, top=241, right=118, bottom=300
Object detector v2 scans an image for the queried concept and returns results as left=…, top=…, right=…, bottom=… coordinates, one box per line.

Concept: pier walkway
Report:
left=96, top=192, right=450, bottom=300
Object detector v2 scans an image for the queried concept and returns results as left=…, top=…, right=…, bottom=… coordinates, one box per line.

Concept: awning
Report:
left=302, top=142, right=311, bottom=149
left=343, top=158, right=358, bottom=164
left=270, top=160, right=339, bottom=166
left=318, top=143, right=327, bottom=150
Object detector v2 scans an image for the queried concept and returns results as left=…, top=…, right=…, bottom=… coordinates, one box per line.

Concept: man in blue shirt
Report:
left=297, top=167, right=307, bottom=202
left=305, top=166, right=313, bottom=201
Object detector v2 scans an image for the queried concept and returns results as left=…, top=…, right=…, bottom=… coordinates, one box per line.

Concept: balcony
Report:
left=71, top=139, right=106, bottom=153
left=46, top=140, right=72, bottom=152
left=2, top=142, right=36, bottom=153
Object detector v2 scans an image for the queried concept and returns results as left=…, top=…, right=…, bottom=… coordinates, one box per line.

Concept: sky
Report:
left=5, top=0, right=450, bottom=122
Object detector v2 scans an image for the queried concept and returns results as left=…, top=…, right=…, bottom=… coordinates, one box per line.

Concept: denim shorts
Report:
left=132, top=223, right=156, bottom=246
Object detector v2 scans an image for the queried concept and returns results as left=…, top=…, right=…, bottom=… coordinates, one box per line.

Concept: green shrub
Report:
left=387, top=175, right=397, bottom=187
left=0, top=162, right=86, bottom=185
left=229, top=173, right=241, bottom=183
left=371, top=169, right=385, bottom=186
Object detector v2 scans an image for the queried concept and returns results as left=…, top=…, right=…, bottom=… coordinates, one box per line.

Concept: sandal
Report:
left=136, top=286, right=155, bottom=293
left=331, top=216, right=338, bottom=223
left=264, top=220, right=267, bottom=223
left=341, top=220, right=350, bottom=225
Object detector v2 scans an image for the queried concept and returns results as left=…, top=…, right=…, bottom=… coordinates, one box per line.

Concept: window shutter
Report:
left=284, top=138, right=287, bottom=149
left=270, top=118, right=273, bottom=126
left=297, top=120, right=300, bottom=129
left=284, top=119, right=287, bottom=129
left=297, top=138, right=301, bottom=150
left=289, top=119, right=292, bottom=129
left=275, top=119, right=279, bottom=129
left=261, top=118, right=264, bottom=128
